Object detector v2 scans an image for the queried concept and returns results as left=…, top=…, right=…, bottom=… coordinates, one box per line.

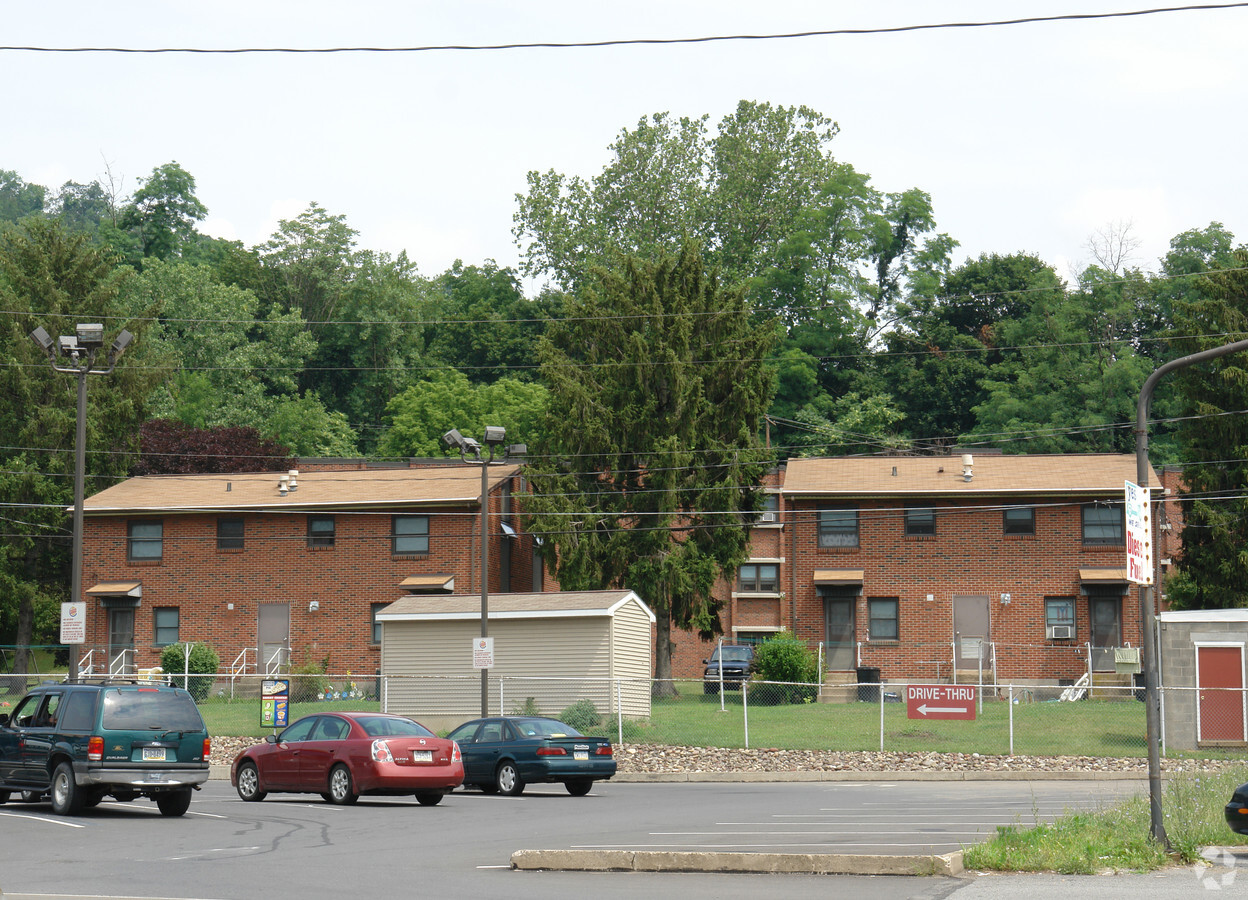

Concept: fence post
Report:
left=498, top=678, right=505, bottom=717
left=879, top=681, right=885, bottom=751
left=1008, top=684, right=1014, bottom=756
left=616, top=680, right=623, bottom=747
left=183, top=642, right=190, bottom=691
left=742, top=681, right=749, bottom=750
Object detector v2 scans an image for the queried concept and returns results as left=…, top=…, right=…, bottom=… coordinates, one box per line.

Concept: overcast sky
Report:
left=5, top=1, right=1246, bottom=292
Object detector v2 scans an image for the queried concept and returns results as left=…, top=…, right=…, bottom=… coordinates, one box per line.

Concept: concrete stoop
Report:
left=511, top=848, right=964, bottom=876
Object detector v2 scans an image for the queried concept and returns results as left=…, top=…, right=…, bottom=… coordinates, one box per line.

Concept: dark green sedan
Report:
left=446, top=716, right=616, bottom=796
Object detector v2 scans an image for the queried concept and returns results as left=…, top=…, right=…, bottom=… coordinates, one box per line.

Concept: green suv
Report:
left=0, top=678, right=211, bottom=816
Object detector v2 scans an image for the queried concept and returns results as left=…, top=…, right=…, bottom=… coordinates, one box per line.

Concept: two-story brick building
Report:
left=672, top=452, right=1161, bottom=688
left=77, top=460, right=535, bottom=677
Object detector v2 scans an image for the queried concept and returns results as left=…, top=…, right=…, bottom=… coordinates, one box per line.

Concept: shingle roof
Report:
left=82, top=465, right=520, bottom=515
left=782, top=454, right=1158, bottom=498
left=377, top=589, right=655, bottom=622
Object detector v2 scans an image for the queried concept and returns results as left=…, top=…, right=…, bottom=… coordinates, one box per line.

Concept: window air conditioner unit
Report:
left=1047, top=625, right=1074, bottom=640
left=758, top=510, right=777, bottom=524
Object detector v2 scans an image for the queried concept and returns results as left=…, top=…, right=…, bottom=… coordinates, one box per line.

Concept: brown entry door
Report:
left=1089, top=595, right=1122, bottom=672
left=108, top=608, right=135, bottom=674
left=1197, top=645, right=1246, bottom=742
left=824, top=596, right=856, bottom=670
left=258, top=603, right=291, bottom=674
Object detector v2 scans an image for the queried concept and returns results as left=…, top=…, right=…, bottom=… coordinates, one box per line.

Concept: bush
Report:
left=751, top=634, right=819, bottom=704
left=159, top=642, right=220, bottom=702
left=559, top=698, right=602, bottom=733
left=289, top=661, right=331, bottom=702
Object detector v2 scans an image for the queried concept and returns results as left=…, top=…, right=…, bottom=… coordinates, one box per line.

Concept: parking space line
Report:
left=0, top=811, right=85, bottom=828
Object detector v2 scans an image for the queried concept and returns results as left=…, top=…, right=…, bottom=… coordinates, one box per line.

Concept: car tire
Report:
left=415, top=792, right=443, bottom=806
left=82, top=791, right=104, bottom=809
left=235, top=762, right=267, bottom=802
left=495, top=761, right=524, bottom=796
left=51, top=761, right=83, bottom=815
left=327, top=764, right=358, bottom=805
left=156, top=788, right=193, bottom=817
left=565, top=779, right=593, bottom=797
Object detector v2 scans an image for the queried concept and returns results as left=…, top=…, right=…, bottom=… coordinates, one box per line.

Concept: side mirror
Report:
left=0, top=712, right=9, bottom=726
left=701, top=660, right=709, bottom=665
left=265, top=733, right=278, bottom=744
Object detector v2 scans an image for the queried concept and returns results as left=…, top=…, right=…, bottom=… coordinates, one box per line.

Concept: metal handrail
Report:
left=109, top=648, right=134, bottom=676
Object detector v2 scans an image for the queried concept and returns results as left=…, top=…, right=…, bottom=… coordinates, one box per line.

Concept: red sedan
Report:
left=231, top=712, right=463, bottom=806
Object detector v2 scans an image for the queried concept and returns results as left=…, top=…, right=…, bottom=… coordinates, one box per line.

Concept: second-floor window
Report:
left=127, top=520, right=163, bottom=561
left=1082, top=503, right=1123, bottom=545
left=217, top=517, right=244, bottom=550
left=1003, top=506, right=1035, bottom=536
left=308, top=515, right=336, bottom=548
left=738, top=563, right=779, bottom=592
left=904, top=507, right=935, bottom=536
left=392, top=515, right=429, bottom=555
left=818, top=508, right=859, bottom=548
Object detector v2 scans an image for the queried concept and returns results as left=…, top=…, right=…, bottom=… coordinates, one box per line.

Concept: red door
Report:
left=1197, top=645, right=1246, bottom=742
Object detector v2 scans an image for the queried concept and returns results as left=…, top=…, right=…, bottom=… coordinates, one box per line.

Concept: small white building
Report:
left=377, top=589, right=655, bottom=731
left=1158, top=609, right=1248, bottom=751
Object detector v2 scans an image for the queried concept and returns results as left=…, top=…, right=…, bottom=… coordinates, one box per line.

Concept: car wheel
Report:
left=565, top=779, right=593, bottom=797
left=327, top=764, right=358, bottom=805
left=415, top=791, right=443, bottom=806
left=51, top=761, right=83, bottom=815
left=235, top=762, right=267, bottom=802
left=495, top=761, right=524, bottom=796
left=156, top=788, right=193, bottom=817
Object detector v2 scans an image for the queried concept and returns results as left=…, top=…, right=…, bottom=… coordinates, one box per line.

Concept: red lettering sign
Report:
left=906, top=684, right=977, bottom=720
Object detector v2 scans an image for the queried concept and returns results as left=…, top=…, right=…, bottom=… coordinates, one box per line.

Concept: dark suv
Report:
left=0, top=678, right=210, bottom=816
left=702, top=644, right=755, bottom=693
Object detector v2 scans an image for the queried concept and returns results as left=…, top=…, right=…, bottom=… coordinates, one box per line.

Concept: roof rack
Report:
left=69, top=676, right=174, bottom=686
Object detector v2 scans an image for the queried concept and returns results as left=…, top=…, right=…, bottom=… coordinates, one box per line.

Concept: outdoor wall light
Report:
left=308, top=600, right=320, bottom=612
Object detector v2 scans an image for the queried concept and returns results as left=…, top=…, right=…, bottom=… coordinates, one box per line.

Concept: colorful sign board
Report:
left=906, top=684, right=977, bottom=720
left=1124, top=479, right=1153, bottom=585
left=261, top=679, right=290, bottom=729
left=59, top=602, right=85, bottom=645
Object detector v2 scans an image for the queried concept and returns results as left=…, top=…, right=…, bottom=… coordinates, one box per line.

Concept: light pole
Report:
left=30, top=323, right=133, bottom=684
left=1134, top=337, right=1248, bottom=847
left=442, top=427, right=525, bottom=716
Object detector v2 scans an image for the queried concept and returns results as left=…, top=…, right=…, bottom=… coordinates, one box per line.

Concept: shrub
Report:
left=751, top=634, right=819, bottom=704
left=289, top=660, right=331, bottom=702
left=159, top=642, right=220, bottom=702
left=559, top=698, right=602, bottom=733
left=511, top=696, right=542, bottom=716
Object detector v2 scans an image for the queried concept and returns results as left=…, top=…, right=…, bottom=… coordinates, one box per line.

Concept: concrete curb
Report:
left=511, top=848, right=964, bottom=876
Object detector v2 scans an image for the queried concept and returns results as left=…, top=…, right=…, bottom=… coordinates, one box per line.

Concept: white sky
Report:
left=5, top=1, right=1246, bottom=292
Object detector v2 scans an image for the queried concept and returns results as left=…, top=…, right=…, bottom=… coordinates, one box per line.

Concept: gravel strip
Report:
left=211, top=736, right=1236, bottom=775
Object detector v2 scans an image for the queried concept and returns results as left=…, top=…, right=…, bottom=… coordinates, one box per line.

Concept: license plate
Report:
left=412, top=750, right=432, bottom=762
left=142, top=747, right=167, bottom=762
left=574, top=751, right=589, bottom=761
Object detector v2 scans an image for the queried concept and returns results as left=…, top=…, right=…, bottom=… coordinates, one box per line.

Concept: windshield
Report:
left=712, top=646, right=752, bottom=663
left=358, top=716, right=434, bottom=738
left=101, top=688, right=206, bottom=732
left=512, top=717, right=583, bottom=738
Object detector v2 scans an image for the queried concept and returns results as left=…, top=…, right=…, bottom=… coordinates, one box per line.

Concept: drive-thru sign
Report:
left=907, top=684, right=977, bottom=720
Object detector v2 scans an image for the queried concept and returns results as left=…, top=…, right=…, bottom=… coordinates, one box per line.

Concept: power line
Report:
left=2, top=4, right=1245, bottom=55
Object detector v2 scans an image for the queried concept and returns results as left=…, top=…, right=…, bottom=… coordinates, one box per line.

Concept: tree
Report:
left=119, top=162, right=208, bottom=261
left=1165, top=247, right=1248, bottom=609
left=0, top=170, right=46, bottom=224
left=0, top=219, right=162, bottom=666
left=134, top=420, right=293, bottom=475
left=523, top=243, right=775, bottom=691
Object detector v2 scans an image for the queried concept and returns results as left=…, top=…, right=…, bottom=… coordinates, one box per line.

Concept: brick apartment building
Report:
left=77, top=460, right=536, bottom=677
left=671, top=452, right=1163, bottom=688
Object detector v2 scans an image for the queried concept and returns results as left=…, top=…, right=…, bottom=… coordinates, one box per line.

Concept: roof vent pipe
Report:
left=288, top=469, right=298, bottom=492
left=279, top=474, right=289, bottom=495
left=961, top=454, right=974, bottom=482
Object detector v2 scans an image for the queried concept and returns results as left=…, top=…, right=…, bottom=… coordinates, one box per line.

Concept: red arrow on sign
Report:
left=906, top=684, right=977, bottom=720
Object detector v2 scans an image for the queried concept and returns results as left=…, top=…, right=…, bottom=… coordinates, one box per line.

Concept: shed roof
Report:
left=1158, top=609, right=1248, bottom=624
left=783, top=454, right=1158, bottom=498
left=377, top=589, right=656, bottom=623
left=82, top=465, right=520, bottom=515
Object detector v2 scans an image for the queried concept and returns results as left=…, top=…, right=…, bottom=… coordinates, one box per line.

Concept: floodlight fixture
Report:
left=507, top=443, right=527, bottom=458
left=58, top=335, right=82, bottom=357
left=110, top=329, right=134, bottom=357
left=29, top=326, right=54, bottom=355
left=482, top=425, right=507, bottom=446
left=442, top=428, right=466, bottom=450
left=75, top=323, right=105, bottom=349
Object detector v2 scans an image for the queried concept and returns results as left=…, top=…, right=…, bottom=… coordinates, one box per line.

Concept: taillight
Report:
left=451, top=740, right=462, bottom=763
left=371, top=739, right=393, bottom=763
left=536, top=746, right=567, bottom=756
left=595, top=745, right=614, bottom=756
left=88, top=736, right=104, bottom=761
left=203, top=737, right=211, bottom=762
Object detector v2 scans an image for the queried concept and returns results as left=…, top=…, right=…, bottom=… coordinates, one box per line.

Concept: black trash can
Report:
left=856, top=666, right=881, bottom=703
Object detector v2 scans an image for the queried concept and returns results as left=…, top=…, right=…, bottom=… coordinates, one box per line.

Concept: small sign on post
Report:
left=907, top=684, right=977, bottom=720
left=1124, top=479, right=1153, bottom=585
left=473, top=637, right=494, bottom=670
left=261, top=679, right=290, bottom=729
left=59, top=602, right=85, bottom=645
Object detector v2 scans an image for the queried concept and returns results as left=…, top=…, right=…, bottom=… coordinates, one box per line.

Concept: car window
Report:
left=313, top=716, right=349, bottom=741
left=279, top=717, right=318, bottom=743
left=34, top=693, right=63, bottom=727
left=9, top=694, right=43, bottom=728
left=359, top=716, right=434, bottom=738
left=477, top=722, right=504, bottom=742
left=446, top=722, right=480, bottom=743
left=100, top=689, right=206, bottom=732
left=58, top=691, right=97, bottom=732
left=514, top=718, right=581, bottom=738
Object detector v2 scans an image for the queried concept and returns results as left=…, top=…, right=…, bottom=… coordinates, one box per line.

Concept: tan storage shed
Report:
left=377, top=589, right=655, bottom=730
